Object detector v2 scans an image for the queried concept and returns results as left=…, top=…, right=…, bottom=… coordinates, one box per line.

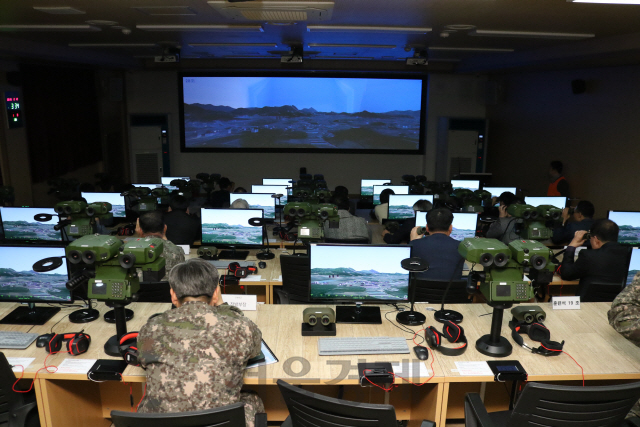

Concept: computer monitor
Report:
left=482, top=187, right=517, bottom=198
left=229, top=193, right=275, bottom=219
left=132, top=183, right=161, bottom=189
left=451, top=180, right=481, bottom=191
left=608, top=211, right=640, bottom=246
left=161, top=176, right=189, bottom=192
left=200, top=208, right=264, bottom=260
left=0, top=207, right=62, bottom=243
left=81, top=192, right=126, bottom=218
left=372, top=185, right=409, bottom=205
left=524, top=197, right=567, bottom=209
left=361, top=179, right=391, bottom=197
left=415, top=211, right=478, bottom=241
left=251, top=185, right=288, bottom=204
left=0, top=245, right=70, bottom=325
left=310, top=243, right=411, bottom=323
left=387, top=195, right=434, bottom=220
left=627, top=248, right=640, bottom=286
left=262, top=178, right=293, bottom=195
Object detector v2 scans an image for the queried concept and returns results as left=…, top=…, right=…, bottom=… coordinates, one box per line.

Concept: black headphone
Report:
left=47, top=332, right=91, bottom=356
left=509, top=321, right=564, bottom=356
left=227, top=262, right=257, bottom=278
left=425, top=321, right=467, bottom=356
left=119, top=332, right=140, bottom=366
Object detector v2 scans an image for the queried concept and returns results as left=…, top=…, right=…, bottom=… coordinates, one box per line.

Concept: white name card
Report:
left=551, top=296, right=581, bottom=310
left=224, top=294, right=257, bottom=311
left=178, top=245, right=190, bottom=255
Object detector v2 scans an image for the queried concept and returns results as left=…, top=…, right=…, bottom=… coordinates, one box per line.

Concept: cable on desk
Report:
left=383, top=307, right=425, bottom=345
left=12, top=351, right=59, bottom=393
left=541, top=345, right=584, bottom=386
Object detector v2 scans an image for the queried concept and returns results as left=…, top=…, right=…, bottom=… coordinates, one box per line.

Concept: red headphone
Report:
left=47, top=332, right=91, bottom=356
left=509, top=321, right=564, bottom=356
left=119, top=332, right=140, bottom=366
left=425, top=321, right=468, bottom=356
left=227, top=262, right=257, bottom=278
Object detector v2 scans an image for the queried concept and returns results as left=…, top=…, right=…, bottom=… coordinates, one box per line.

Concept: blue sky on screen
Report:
left=415, top=211, right=428, bottom=228
left=629, top=249, right=640, bottom=271
left=0, top=246, right=66, bottom=274
left=453, top=213, right=479, bottom=230
left=373, top=185, right=409, bottom=196
left=609, top=211, right=640, bottom=227
left=229, top=194, right=275, bottom=208
left=311, top=244, right=410, bottom=274
left=201, top=209, right=262, bottom=227
left=483, top=187, right=517, bottom=198
left=183, top=77, right=422, bottom=113
left=524, top=197, right=566, bottom=209
left=1, top=207, right=56, bottom=223
left=81, top=192, right=125, bottom=207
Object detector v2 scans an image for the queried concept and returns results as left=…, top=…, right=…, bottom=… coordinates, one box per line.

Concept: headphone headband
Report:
left=425, top=321, right=467, bottom=356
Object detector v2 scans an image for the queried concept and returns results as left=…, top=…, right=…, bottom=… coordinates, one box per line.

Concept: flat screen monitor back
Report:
left=0, top=207, right=62, bottom=243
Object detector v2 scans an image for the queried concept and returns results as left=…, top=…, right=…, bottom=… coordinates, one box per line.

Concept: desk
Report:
left=4, top=301, right=638, bottom=426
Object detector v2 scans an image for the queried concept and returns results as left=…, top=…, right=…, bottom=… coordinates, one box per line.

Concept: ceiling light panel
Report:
left=470, top=29, right=594, bottom=39
left=33, top=6, right=85, bottom=14
left=307, top=25, right=431, bottom=33
left=208, top=1, right=334, bottom=22
left=0, top=25, right=99, bottom=31
left=137, top=25, right=264, bottom=32
left=132, top=6, right=197, bottom=16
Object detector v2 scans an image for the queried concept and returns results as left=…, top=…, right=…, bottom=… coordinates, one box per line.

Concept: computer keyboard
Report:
left=318, top=336, right=410, bottom=356
left=0, top=331, right=39, bottom=349
left=208, top=260, right=256, bottom=269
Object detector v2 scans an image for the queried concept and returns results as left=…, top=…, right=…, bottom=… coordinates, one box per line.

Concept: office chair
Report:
left=274, top=255, right=311, bottom=304
left=580, top=281, right=624, bottom=302
left=111, top=403, right=267, bottom=427
left=464, top=381, right=640, bottom=427
left=136, top=281, right=172, bottom=303
left=324, top=237, right=370, bottom=244
left=0, top=352, right=40, bottom=427
left=414, top=279, right=472, bottom=304
left=277, top=379, right=435, bottom=427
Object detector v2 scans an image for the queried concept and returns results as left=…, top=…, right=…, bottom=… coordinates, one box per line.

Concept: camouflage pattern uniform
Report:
left=608, top=271, right=640, bottom=418
left=159, top=239, right=185, bottom=280
left=137, top=301, right=263, bottom=426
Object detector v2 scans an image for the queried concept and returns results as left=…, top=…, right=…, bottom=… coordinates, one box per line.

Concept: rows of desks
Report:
left=3, top=300, right=639, bottom=426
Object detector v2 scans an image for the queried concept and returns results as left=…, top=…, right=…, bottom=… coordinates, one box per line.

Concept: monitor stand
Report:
left=0, top=304, right=60, bottom=325
left=218, top=248, right=249, bottom=260
left=336, top=304, right=382, bottom=324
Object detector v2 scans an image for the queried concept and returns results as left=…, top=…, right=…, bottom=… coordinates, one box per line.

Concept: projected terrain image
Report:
left=0, top=269, right=69, bottom=302
left=202, top=223, right=262, bottom=245
left=451, top=228, right=476, bottom=241
left=619, top=225, right=640, bottom=245
left=4, top=220, right=59, bottom=241
left=182, top=77, right=422, bottom=150
left=310, top=267, right=408, bottom=301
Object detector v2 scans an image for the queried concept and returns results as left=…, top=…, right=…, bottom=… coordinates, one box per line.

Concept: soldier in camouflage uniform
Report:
left=137, top=258, right=263, bottom=426
left=608, top=271, right=640, bottom=418
left=136, top=210, right=185, bottom=280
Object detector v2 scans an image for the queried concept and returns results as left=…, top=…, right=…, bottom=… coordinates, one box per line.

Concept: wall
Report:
left=486, top=65, right=640, bottom=217
left=125, top=70, right=487, bottom=193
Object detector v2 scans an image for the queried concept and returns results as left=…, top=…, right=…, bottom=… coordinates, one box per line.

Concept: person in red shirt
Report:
left=548, top=160, right=569, bottom=197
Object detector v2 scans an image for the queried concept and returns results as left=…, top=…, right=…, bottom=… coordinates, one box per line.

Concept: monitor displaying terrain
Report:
left=310, top=244, right=411, bottom=302
left=524, top=197, right=567, bottom=209
left=609, top=211, right=640, bottom=246
left=251, top=185, right=288, bottom=204
left=451, top=180, right=480, bottom=191
left=229, top=193, right=275, bottom=219
left=372, top=185, right=409, bottom=205
left=201, top=208, right=263, bottom=246
left=361, top=179, right=391, bottom=196
left=0, top=208, right=61, bottom=242
left=388, top=195, right=434, bottom=220
left=161, top=176, right=189, bottom=192
left=181, top=76, right=425, bottom=152
left=627, top=248, right=640, bottom=286
left=483, top=187, right=517, bottom=198
left=0, top=246, right=70, bottom=303
left=451, top=213, right=479, bottom=241
left=81, top=192, right=126, bottom=218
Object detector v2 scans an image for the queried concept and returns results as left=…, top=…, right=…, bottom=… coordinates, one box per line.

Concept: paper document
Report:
left=245, top=340, right=278, bottom=370
left=243, top=275, right=263, bottom=282
left=55, top=358, right=97, bottom=374
left=7, top=357, right=35, bottom=372
left=454, top=361, right=493, bottom=376
left=391, top=359, right=430, bottom=379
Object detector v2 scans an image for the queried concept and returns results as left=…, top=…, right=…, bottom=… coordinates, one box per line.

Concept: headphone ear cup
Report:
left=426, top=327, right=441, bottom=348
left=442, top=320, right=464, bottom=343
left=48, top=334, right=63, bottom=353
left=541, top=339, right=564, bottom=351
left=528, top=323, right=551, bottom=342
left=67, top=333, right=90, bottom=355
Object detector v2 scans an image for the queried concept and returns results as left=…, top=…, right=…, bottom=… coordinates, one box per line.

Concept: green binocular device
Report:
left=511, top=305, right=546, bottom=324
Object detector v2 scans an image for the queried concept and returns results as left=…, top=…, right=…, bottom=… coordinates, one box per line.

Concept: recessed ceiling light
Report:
left=470, top=29, right=594, bottom=39
left=33, top=6, right=85, bottom=14
left=428, top=46, right=514, bottom=52
left=307, top=25, right=431, bottom=33
left=0, top=25, right=99, bottom=31
left=445, top=24, right=476, bottom=30
left=189, top=43, right=278, bottom=47
left=136, top=25, right=264, bottom=32
left=308, top=43, right=396, bottom=48
left=568, top=0, right=640, bottom=3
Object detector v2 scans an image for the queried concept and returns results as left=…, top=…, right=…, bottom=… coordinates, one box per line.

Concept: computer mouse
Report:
left=36, top=333, right=55, bottom=348
left=413, top=346, right=429, bottom=361
left=258, top=261, right=267, bottom=269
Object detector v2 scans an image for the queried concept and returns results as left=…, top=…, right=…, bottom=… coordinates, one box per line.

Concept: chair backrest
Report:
left=0, top=352, right=19, bottom=424
left=507, top=381, right=640, bottom=427
left=581, top=282, right=624, bottom=302
left=111, top=403, right=247, bottom=427
left=280, top=255, right=311, bottom=303
left=136, top=282, right=172, bottom=303
left=414, top=279, right=472, bottom=304
left=277, top=379, right=398, bottom=426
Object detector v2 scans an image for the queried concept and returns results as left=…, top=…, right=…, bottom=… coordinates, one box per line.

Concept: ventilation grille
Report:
left=449, top=157, right=473, bottom=178
left=241, top=10, right=307, bottom=21
left=135, top=153, right=159, bottom=183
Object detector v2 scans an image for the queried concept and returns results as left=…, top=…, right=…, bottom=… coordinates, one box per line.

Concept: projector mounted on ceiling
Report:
left=208, top=1, right=334, bottom=22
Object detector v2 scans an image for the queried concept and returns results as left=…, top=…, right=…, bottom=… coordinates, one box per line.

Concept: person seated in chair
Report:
left=560, top=219, right=629, bottom=298
left=410, top=208, right=464, bottom=281
left=382, top=199, right=432, bottom=244
left=136, top=210, right=186, bottom=280
left=137, top=258, right=264, bottom=427
left=163, top=194, right=200, bottom=246
left=485, top=192, right=522, bottom=244
left=552, top=200, right=595, bottom=245
left=323, top=194, right=369, bottom=242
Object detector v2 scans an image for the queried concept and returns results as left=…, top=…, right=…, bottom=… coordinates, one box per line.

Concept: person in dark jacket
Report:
left=552, top=200, right=595, bottom=245
left=560, top=219, right=629, bottom=298
left=208, top=177, right=234, bottom=208
left=383, top=199, right=432, bottom=244
left=164, top=194, right=201, bottom=245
